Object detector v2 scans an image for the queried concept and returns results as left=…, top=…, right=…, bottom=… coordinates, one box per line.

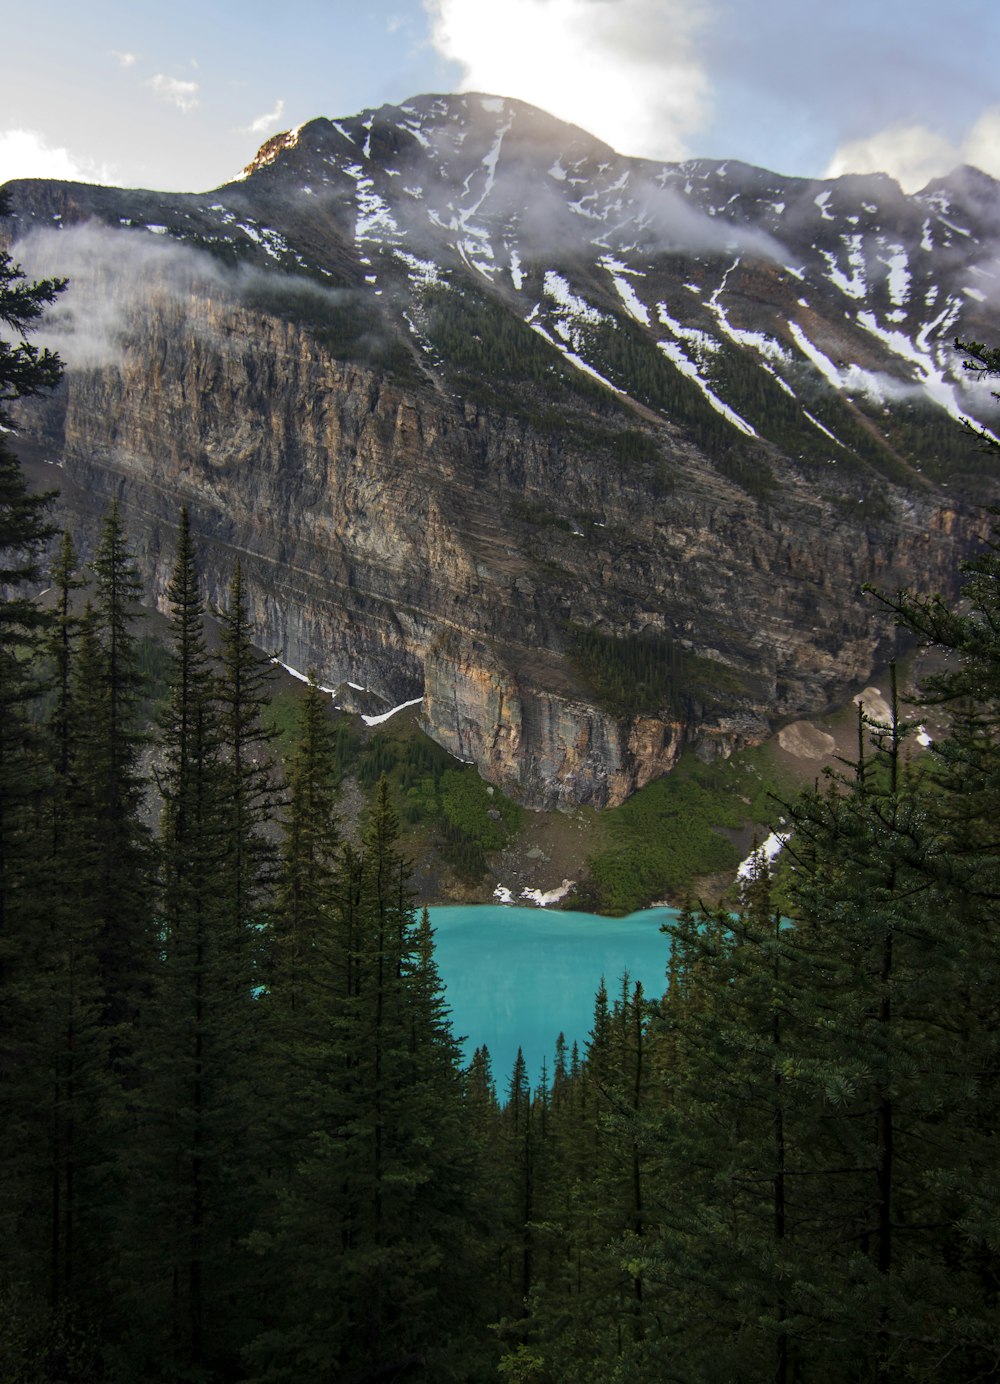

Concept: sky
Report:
left=1, top=0, right=998, bottom=196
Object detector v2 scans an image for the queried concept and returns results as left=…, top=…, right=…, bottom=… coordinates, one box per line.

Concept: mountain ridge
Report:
left=3, top=92, right=998, bottom=806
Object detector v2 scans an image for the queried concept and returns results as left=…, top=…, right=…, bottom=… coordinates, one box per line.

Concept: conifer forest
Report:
left=3, top=207, right=1000, bottom=1384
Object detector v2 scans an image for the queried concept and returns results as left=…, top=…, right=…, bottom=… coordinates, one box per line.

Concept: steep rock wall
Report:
left=14, top=283, right=990, bottom=808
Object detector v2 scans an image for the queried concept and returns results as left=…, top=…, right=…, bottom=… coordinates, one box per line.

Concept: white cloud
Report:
left=962, top=107, right=1000, bottom=179
left=825, top=105, right=1000, bottom=192
left=0, top=129, right=114, bottom=186
left=111, top=50, right=139, bottom=68
left=248, top=99, right=286, bottom=135
left=148, top=74, right=200, bottom=113
left=424, top=0, right=712, bottom=161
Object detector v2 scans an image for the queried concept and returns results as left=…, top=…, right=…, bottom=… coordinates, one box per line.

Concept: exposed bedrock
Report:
left=11, top=283, right=990, bottom=808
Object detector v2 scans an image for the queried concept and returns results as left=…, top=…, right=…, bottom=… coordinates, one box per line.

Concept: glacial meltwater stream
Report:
left=427, top=905, right=680, bottom=1087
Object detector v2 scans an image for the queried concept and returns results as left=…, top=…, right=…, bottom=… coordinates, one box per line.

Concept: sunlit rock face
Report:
left=4, top=94, right=998, bottom=806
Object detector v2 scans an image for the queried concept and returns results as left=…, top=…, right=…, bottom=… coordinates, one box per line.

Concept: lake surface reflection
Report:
left=427, top=904, right=679, bottom=1088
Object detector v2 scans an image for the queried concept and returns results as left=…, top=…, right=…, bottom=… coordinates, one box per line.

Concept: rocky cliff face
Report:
left=3, top=94, right=998, bottom=806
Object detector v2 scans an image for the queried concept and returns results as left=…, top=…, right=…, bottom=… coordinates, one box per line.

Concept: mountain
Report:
left=3, top=92, right=999, bottom=807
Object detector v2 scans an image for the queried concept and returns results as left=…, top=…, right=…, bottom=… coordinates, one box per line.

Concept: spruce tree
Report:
left=72, top=501, right=152, bottom=1032
left=252, top=779, right=479, bottom=1384
left=0, top=189, right=64, bottom=427
left=0, top=203, right=116, bottom=1373
left=215, top=558, right=278, bottom=945
left=0, top=216, right=61, bottom=1301
left=507, top=977, right=659, bottom=1384
left=34, top=530, right=118, bottom=1327
left=121, top=510, right=260, bottom=1379
left=268, top=672, right=341, bottom=1003
left=0, top=440, right=58, bottom=1051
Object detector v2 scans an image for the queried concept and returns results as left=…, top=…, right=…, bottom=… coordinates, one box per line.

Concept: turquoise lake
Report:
left=427, top=904, right=679, bottom=1089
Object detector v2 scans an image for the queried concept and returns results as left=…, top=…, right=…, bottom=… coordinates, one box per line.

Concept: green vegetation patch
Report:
left=569, top=627, right=686, bottom=718
left=364, top=728, right=524, bottom=881
left=419, top=283, right=614, bottom=414
left=568, top=627, right=756, bottom=720
left=579, top=745, right=796, bottom=913
left=439, top=768, right=522, bottom=847
left=574, top=314, right=775, bottom=498
left=876, top=395, right=995, bottom=483
left=290, top=706, right=525, bottom=882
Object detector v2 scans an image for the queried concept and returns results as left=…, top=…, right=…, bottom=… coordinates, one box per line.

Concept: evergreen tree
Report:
left=0, top=189, right=64, bottom=428
left=45, top=531, right=85, bottom=780
left=503, top=1046, right=535, bottom=1310
left=0, top=439, right=59, bottom=1067
left=32, top=531, right=118, bottom=1329
left=764, top=680, right=987, bottom=1380
left=215, top=558, right=278, bottom=945
left=268, top=672, right=340, bottom=1003
left=581, top=677, right=996, bottom=1384
left=505, top=978, right=659, bottom=1384
left=251, top=779, right=480, bottom=1384
left=72, top=502, right=152, bottom=1032
left=0, top=201, right=118, bottom=1378
left=0, top=215, right=65, bottom=927
left=121, top=511, right=260, bottom=1379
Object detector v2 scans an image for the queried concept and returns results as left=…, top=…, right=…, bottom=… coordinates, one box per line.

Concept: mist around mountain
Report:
left=14, top=91, right=1000, bottom=448
left=2, top=91, right=1000, bottom=826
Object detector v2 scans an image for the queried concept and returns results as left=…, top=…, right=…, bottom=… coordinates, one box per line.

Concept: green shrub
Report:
left=439, top=768, right=523, bottom=850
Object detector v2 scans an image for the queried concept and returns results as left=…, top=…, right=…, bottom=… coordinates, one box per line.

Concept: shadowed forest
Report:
left=3, top=206, right=1000, bottom=1384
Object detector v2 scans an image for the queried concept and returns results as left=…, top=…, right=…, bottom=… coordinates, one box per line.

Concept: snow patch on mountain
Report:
left=821, top=236, right=868, bottom=300
left=362, top=696, right=424, bottom=727
left=393, top=249, right=441, bottom=286
left=658, top=339, right=757, bottom=436
left=543, top=271, right=606, bottom=342
left=455, top=111, right=513, bottom=227
left=802, top=410, right=844, bottom=446
left=787, top=321, right=846, bottom=389
left=601, top=256, right=650, bottom=326
left=355, top=183, right=401, bottom=241
left=737, top=831, right=787, bottom=881
left=398, top=117, right=431, bottom=149
left=788, top=321, right=913, bottom=406
left=914, top=298, right=963, bottom=353
left=706, top=259, right=789, bottom=365
left=857, top=309, right=998, bottom=437
left=656, top=304, right=719, bottom=354
left=766, top=366, right=798, bottom=398
left=880, top=246, right=911, bottom=306
left=528, top=318, right=621, bottom=394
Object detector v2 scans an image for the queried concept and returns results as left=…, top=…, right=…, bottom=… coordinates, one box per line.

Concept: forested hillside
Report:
left=3, top=200, right=1000, bottom=1384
